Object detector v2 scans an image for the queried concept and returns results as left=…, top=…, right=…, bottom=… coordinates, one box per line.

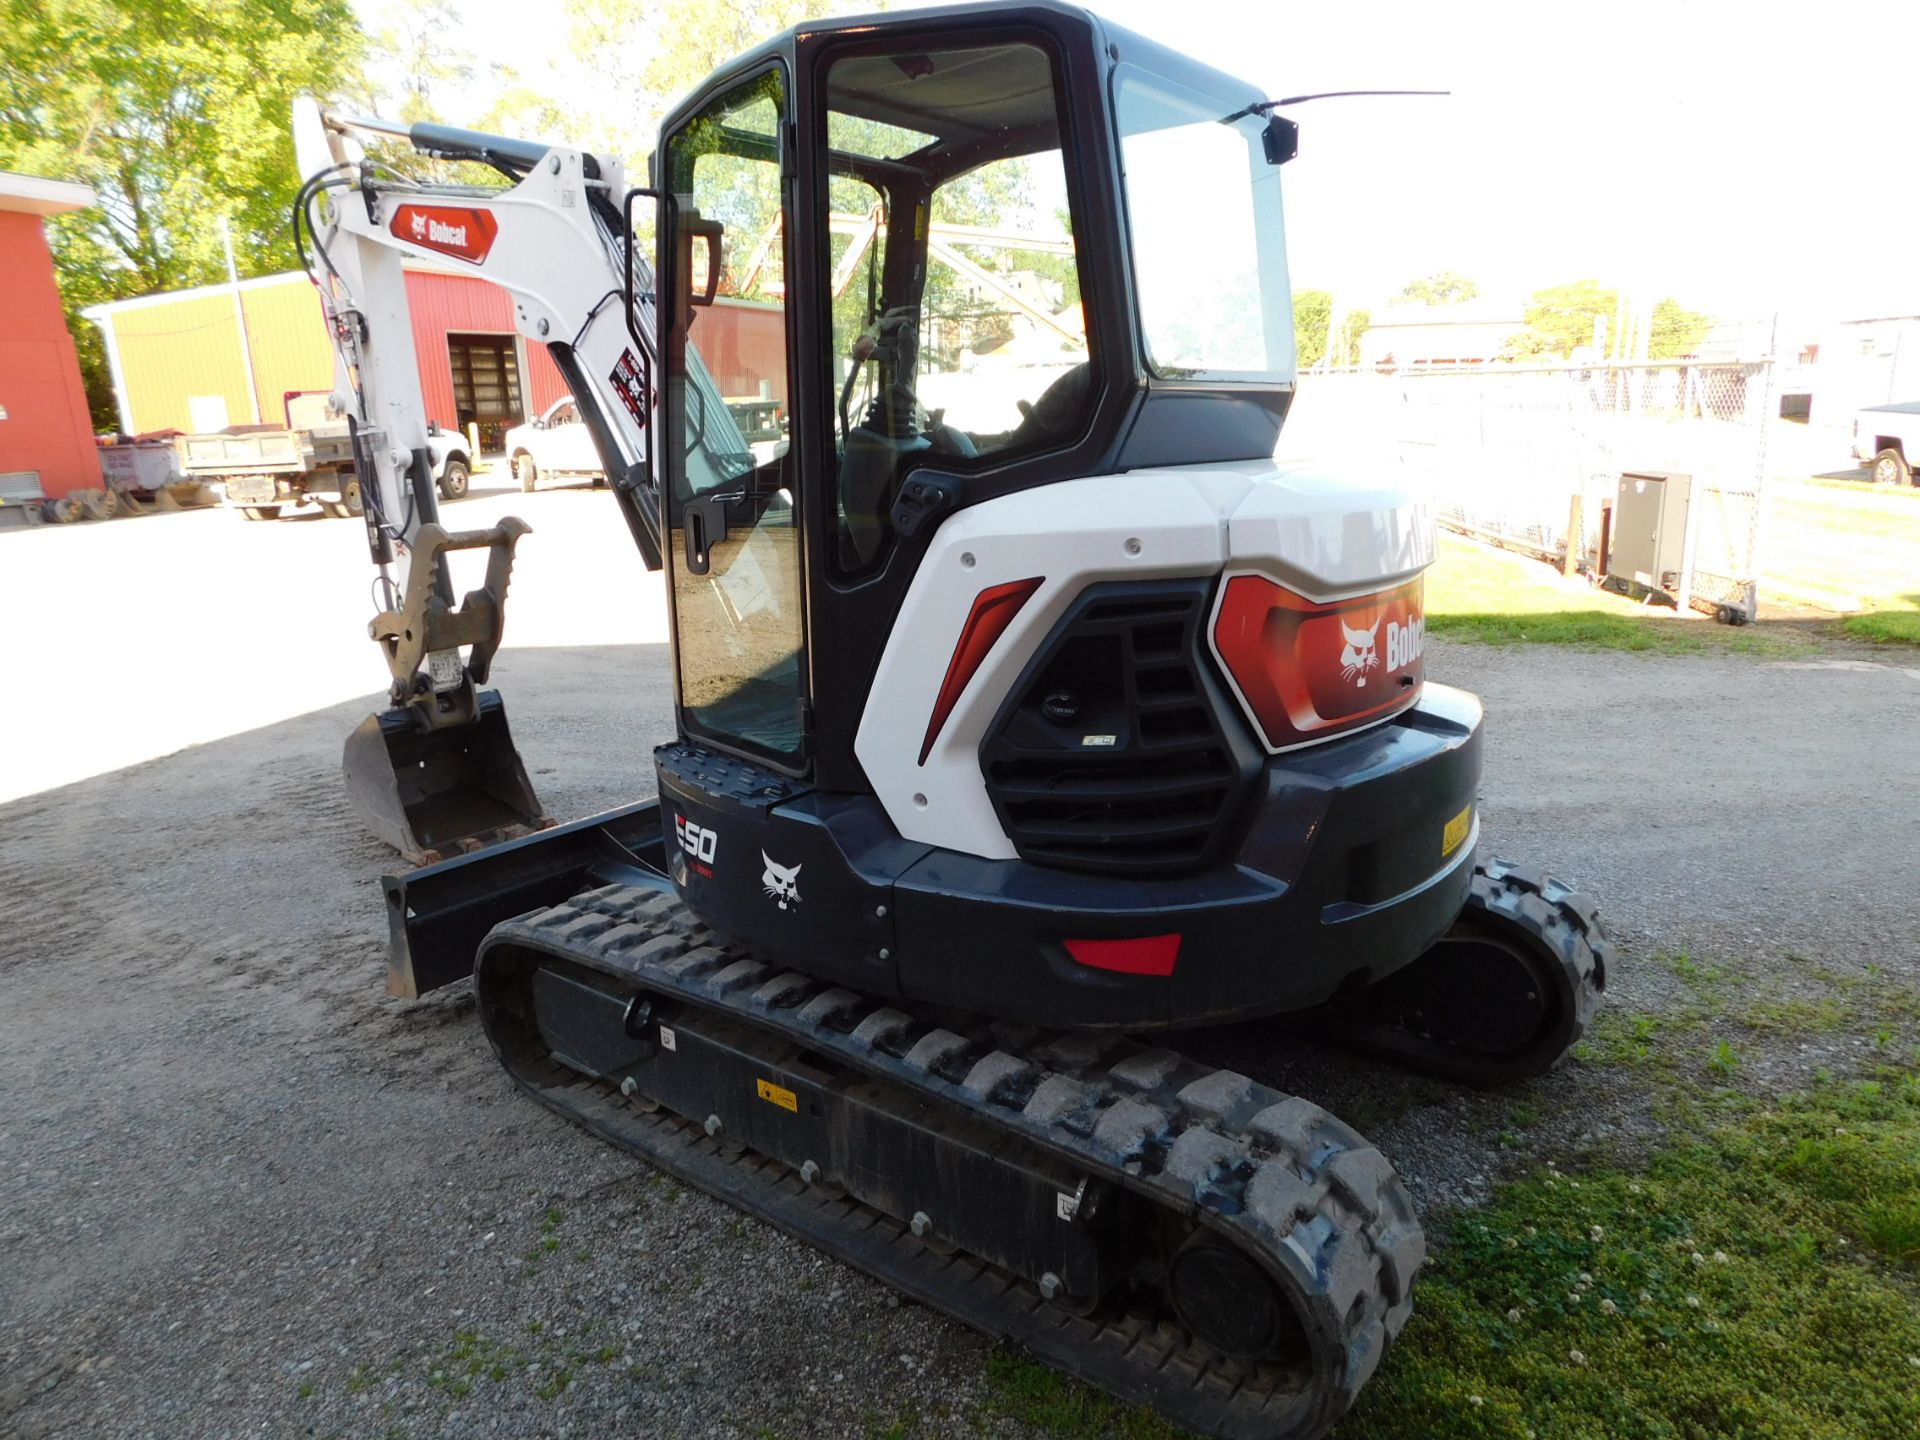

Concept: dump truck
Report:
left=178, top=391, right=473, bottom=519
left=293, top=7, right=1609, bottom=1434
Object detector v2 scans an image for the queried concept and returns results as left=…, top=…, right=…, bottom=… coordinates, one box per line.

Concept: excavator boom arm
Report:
left=291, top=100, right=663, bottom=574
left=295, top=100, right=666, bottom=865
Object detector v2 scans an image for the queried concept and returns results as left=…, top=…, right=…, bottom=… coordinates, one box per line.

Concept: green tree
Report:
left=1293, top=288, right=1331, bottom=368
left=1393, top=271, right=1477, bottom=305
left=1333, top=307, right=1370, bottom=367
left=0, top=0, right=365, bottom=425
left=1648, top=297, right=1711, bottom=360
left=359, top=0, right=567, bottom=145
left=558, top=0, right=884, bottom=162
left=1503, top=279, right=1617, bottom=361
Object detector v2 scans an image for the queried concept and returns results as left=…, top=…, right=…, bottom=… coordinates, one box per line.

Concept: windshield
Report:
left=1114, top=70, right=1294, bottom=383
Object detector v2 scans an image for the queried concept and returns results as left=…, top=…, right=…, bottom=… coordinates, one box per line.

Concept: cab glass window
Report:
left=663, top=69, right=805, bottom=762
left=1115, top=72, right=1292, bottom=381
left=822, top=40, right=1092, bottom=573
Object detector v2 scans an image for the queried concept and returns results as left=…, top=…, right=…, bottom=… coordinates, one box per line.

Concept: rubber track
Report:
left=478, top=885, right=1427, bottom=1440
left=1337, top=858, right=1612, bottom=1086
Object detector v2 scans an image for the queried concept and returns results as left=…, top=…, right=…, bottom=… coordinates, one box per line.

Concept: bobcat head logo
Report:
left=762, top=852, right=802, bottom=910
left=409, top=211, right=429, bottom=239
left=1340, top=618, right=1381, bottom=688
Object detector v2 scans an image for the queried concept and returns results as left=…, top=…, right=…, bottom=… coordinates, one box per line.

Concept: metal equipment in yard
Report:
left=297, top=6, right=1611, bottom=1433
left=1608, top=470, right=1693, bottom=599
left=1297, top=359, right=1775, bottom=623
left=97, top=436, right=220, bottom=516
left=175, top=392, right=363, bottom=521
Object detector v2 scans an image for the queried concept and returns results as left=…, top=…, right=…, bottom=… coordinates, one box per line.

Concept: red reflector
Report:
left=1063, top=934, right=1182, bottom=977
left=918, top=577, right=1044, bottom=764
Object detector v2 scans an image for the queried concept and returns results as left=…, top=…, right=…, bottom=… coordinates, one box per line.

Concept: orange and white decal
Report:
left=1209, top=573, right=1426, bottom=752
left=388, top=204, right=500, bottom=264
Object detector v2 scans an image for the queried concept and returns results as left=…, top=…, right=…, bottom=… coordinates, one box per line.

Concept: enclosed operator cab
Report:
left=654, top=0, right=1298, bottom=786
left=643, top=1, right=1478, bottom=1032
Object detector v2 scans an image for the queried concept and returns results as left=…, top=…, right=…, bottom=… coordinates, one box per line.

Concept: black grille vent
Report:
left=980, top=580, right=1260, bottom=875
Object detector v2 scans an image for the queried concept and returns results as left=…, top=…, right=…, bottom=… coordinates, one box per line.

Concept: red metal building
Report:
left=87, top=266, right=788, bottom=451
left=86, top=265, right=573, bottom=449
left=0, top=173, right=98, bottom=502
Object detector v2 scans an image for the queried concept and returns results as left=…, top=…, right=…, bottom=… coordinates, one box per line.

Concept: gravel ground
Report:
left=2, top=497, right=1917, bottom=1439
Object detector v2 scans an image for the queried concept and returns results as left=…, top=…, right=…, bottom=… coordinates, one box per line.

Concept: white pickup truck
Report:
left=1853, top=401, right=1920, bottom=485
left=504, top=397, right=604, bottom=492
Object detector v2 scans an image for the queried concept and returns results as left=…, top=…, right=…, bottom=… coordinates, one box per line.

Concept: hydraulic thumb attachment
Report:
left=343, top=518, right=553, bottom=865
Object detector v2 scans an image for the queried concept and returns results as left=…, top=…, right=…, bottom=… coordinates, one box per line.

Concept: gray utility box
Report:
left=1611, top=471, right=1692, bottom=594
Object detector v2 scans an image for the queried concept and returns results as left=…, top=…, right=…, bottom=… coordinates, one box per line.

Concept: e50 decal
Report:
left=674, top=813, right=718, bottom=877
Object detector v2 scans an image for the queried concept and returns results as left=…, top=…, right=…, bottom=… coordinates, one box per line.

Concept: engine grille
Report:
left=980, top=580, right=1260, bottom=875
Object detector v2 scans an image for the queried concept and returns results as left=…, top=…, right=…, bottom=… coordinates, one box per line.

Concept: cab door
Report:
left=660, top=68, right=808, bottom=769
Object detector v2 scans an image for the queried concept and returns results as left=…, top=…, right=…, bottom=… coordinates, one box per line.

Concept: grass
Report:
left=1423, top=535, right=1810, bottom=656
left=986, top=1064, right=1920, bottom=1440
left=984, top=1348, right=1179, bottom=1439
left=1566, top=947, right=1918, bottom=1088
left=1763, top=479, right=1920, bottom=619
left=1844, top=609, right=1920, bottom=646
left=1342, top=1066, right=1920, bottom=1440
left=989, top=951, right=1920, bottom=1439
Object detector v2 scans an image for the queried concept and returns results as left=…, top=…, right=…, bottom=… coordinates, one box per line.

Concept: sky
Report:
left=363, top=0, right=1920, bottom=322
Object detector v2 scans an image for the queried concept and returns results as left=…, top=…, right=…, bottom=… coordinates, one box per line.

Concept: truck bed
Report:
left=177, top=424, right=354, bottom=477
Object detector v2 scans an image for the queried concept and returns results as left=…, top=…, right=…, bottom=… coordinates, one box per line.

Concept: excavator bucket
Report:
left=344, top=517, right=552, bottom=864
left=343, top=690, right=548, bottom=864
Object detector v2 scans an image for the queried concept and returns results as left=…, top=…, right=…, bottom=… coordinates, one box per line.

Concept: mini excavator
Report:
left=294, top=6, right=1608, bottom=1434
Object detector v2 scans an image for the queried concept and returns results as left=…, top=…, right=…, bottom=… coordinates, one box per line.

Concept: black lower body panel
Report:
left=384, top=689, right=1484, bottom=1033
left=658, top=685, right=1485, bottom=1030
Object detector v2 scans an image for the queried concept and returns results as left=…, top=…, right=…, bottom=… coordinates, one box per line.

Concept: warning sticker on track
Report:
left=755, top=1077, right=798, bottom=1113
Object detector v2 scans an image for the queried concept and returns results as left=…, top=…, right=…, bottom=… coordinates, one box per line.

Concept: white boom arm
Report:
left=290, top=99, right=663, bottom=592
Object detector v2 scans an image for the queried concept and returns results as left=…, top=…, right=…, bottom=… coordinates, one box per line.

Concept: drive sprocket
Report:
left=1328, top=859, right=1611, bottom=1086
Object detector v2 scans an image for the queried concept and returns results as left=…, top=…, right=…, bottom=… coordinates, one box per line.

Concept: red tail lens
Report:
left=918, top=577, right=1044, bottom=764
left=1063, top=934, right=1182, bottom=977
left=1211, top=574, right=1425, bottom=751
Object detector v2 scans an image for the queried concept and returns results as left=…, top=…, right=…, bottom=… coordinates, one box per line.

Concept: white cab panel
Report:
left=854, top=458, right=1433, bottom=858
left=1226, top=462, right=1434, bottom=601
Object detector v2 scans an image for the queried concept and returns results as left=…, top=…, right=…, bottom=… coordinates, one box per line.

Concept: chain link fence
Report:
left=1284, top=360, right=1775, bottom=618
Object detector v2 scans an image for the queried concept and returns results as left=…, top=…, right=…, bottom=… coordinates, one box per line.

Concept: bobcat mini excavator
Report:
left=296, top=5, right=1608, bottom=1434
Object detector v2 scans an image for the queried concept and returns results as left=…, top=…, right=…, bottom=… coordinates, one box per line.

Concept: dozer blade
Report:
left=380, top=800, right=667, bottom=997
left=343, top=688, right=550, bottom=867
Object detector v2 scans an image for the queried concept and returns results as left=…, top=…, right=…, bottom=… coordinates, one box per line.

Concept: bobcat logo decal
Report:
left=409, top=211, right=429, bottom=240
left=1339, top=618, right=1381, bottom=688
left=761, top=852, right=802, bottom=910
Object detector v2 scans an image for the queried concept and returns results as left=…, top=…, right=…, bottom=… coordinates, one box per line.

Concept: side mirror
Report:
left=1262, top=113, right=1298, bottom=166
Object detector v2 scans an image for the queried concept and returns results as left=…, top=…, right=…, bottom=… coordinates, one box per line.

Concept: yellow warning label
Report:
left=756, top=1078, right=798, bottom=1113
left=1442, top=803, right=1473, bottom=859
